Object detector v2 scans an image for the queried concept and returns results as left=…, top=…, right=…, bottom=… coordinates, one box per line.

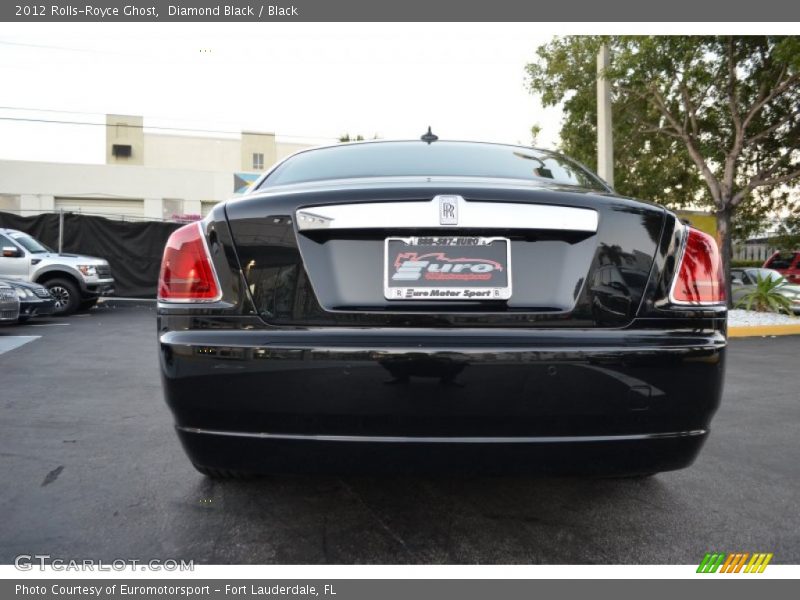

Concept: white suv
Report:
left=0, top=228, right=115, bottom=315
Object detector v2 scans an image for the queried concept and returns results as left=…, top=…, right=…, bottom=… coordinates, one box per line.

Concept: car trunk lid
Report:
left=225, top=179, right=665, bottom=328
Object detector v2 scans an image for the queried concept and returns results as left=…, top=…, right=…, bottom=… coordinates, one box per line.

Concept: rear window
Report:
left=259, top=142, right=608, bottom=191
left=766, top=253, right=797, bottom=269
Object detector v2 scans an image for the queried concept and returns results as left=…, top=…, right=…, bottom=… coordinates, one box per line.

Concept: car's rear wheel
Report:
left=46, top=278, right=80, bottom=315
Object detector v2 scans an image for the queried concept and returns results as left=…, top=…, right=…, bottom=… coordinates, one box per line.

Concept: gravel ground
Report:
left=728, top=308, right=800, bottom=326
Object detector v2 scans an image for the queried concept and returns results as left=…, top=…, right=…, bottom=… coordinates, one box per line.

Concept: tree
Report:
left=526, top=36, right=800, bottom=303
left=529, top=123, right=542, bottom=146
left=339, top=134, right=365, bottom=142
left=773, top=211, right=800, bottom=252
left=339, top=133, right=381, bottom=143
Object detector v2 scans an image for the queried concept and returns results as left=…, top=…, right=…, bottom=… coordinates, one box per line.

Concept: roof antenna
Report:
left=421, top=126, right=438, bottom=144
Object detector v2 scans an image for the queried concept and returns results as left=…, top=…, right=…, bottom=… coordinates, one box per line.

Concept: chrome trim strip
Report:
left=177, top=426, right=707, bottom=444
left=296, top=196, right=598, bottom=232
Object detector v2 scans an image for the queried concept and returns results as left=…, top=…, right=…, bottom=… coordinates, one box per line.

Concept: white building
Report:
left=0, top=114, right=315, bottom=221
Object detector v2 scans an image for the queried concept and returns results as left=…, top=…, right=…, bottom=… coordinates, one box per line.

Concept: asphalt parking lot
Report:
left=0, top=302, right=798, bottom=565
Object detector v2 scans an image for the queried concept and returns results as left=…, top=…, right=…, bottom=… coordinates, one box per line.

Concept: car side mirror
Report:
left=2, top=246, right=21, bottom=258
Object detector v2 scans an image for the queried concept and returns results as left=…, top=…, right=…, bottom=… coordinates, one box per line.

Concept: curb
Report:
left=728, top=324, right=800, bottom=338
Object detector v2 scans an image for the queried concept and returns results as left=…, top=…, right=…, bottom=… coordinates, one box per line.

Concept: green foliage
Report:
left=733, top=189, right=800, bottom=242
left=526, top=36, right=800, bottom=218
left=338, top=133, right=381, bottom=143
left=731, top=259, right=765, bottom=268
left=530, top=124, right=542, bottom=146
left=772, top=213, right=800, bottom=252
left=338, top=134, right=365, bottom=143
left=735, top=274, right=793, bottom=314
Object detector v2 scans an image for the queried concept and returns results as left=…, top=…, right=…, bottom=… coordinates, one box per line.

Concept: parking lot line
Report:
left=27, top=323, right=71, bottom=327
left=0, top=336, right=40, bottom=355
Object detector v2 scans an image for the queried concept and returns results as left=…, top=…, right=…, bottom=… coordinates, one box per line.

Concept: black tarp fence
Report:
left=0, top=211, right=182, bottom=298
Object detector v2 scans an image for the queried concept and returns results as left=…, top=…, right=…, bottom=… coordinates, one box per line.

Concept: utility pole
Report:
left=596, top=44, right=614, bottom=188
left=58, top=209, right=64, bottom=254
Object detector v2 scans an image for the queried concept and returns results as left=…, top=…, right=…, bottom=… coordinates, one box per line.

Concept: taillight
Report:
left=670, top=227, right=725, bottom=305
left=158, top=222, right=221, bottom=302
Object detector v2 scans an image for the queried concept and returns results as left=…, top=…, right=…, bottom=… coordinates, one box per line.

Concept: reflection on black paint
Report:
left=378, top=354, right=468, bottom=385
left=588, top=242, right=654, bottom=325
left=227, top=192, right=664, bottom=328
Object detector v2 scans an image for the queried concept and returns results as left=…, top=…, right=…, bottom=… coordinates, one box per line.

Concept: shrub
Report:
left=731, top=259, right=764, bottom=268
left=735, top=275, right=793, bottom=314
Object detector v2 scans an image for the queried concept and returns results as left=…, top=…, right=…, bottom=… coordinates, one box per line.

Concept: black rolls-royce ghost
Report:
left=157, top=139, right=726, bottom=478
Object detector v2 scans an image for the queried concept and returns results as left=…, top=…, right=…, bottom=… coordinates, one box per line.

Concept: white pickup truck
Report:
left=0, top=228, right=115, bottom=315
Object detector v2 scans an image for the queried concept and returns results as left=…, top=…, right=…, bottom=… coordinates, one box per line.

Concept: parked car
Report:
left=0, top=283, right=20, bottom=324
left=763, top=251, right=800, bottom=284
left=731, top=267, right=800, bottom=314
left=157, top=139, right=727, bottom=478
left=0, top=228, right=115, bottom=315
left=0, top=278, right=57, bottom=322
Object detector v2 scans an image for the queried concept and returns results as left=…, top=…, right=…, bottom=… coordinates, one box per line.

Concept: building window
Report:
left=252, top=153, right=264, bottom=171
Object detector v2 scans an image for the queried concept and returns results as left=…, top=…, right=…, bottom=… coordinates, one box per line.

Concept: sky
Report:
left=0, top=23, right=563, bottom=164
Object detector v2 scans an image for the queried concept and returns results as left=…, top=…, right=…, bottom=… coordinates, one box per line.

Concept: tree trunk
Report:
left=716, top=205, right=734, bottom=308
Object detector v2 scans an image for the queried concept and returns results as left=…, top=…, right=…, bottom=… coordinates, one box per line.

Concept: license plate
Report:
left=384, top=236, right=511, bottom=300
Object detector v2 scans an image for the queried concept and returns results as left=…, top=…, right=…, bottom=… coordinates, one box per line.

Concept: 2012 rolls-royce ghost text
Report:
left=157, top=138, right=726, bottom=478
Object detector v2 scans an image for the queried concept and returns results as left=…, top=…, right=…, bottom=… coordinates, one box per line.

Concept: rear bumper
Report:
left=177, top=426, right=708, bottom=475
left=159, top=324, right=726, bottom=474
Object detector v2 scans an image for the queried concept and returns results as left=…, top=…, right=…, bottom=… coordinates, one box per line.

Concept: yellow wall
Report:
left=676, top=210, right=717, bottom=237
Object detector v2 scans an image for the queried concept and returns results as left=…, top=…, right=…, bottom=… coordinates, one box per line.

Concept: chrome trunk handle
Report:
left=296, top=196, right=598, bottom=232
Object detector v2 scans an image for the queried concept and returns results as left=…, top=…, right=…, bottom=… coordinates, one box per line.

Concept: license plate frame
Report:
left=384, top=236, right=512, bottom=301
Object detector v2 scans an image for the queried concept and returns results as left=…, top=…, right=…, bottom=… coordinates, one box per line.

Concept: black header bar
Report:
left=2, top=0, right=799, bottom=22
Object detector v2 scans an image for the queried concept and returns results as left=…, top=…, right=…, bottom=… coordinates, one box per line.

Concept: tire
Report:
left=79, top=298, right=99, bottom=311
left=192, top=463, right=256, bottom=480
left=46, top=278, right=81, bottom=315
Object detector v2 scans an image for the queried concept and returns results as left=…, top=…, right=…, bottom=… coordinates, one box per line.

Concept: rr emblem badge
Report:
left=438, top=195, right=460, bottom=226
